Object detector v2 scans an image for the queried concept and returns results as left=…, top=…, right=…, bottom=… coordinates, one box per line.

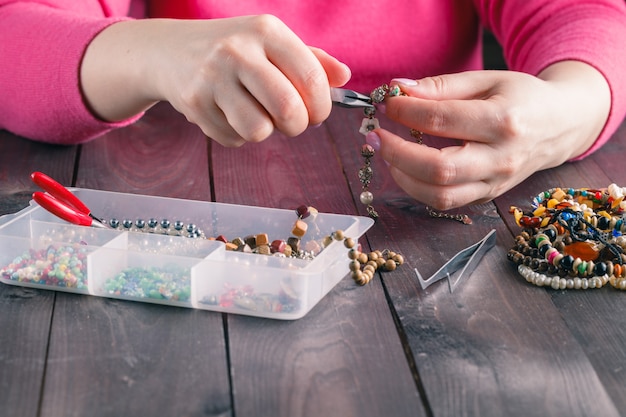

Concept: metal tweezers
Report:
left=415, top=229, right=497, bottom=293
left=330, top=87, right=374, bottom=109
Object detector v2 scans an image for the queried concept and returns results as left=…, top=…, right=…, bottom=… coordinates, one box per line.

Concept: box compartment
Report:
left=0, top=189, right=373, bottom=319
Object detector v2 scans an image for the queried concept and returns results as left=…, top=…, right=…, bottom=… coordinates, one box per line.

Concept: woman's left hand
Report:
left=373, top=61, right=610, bottom=209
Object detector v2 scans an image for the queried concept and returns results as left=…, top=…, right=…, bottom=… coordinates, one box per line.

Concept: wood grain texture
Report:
left=0, top=130, right=78, bottom=417
left=1, top=104, right=625, bottom=417
left=211, top=114, right=425, bottom=417
left=327, top=110, right=623, bottom=417
left=494, top=123, right=626, bottom=415
left=33, top=104, right=232, bottom=417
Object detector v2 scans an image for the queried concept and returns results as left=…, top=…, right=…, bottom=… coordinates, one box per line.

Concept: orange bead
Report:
left=291, top=220, right=308, bottom=238
left=563, top=242, right=600, bottom=262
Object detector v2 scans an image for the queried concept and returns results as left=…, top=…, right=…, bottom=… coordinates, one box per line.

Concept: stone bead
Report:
left=594, top=262, right=607, bottom=276
left=559, top=255, right=575, bottom=271
left=563, top=242, right=600, bottom=261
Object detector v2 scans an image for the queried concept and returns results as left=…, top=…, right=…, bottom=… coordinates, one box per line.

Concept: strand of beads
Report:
left=358, top=144, right=378, bottom=219
left=105, top=217, right=205, bottom=238
left=357, top=83, right=471, bottom=224
left=508, top=185, right=626, bottom=290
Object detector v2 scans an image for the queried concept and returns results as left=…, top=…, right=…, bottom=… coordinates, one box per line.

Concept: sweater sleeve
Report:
left=474, top=0, right=626, bottom=159
left=0, top=1, right=141, bottom=145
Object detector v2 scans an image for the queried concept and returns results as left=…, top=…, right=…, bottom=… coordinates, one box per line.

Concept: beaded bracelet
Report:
left=508, top=185, right=626, bottom=290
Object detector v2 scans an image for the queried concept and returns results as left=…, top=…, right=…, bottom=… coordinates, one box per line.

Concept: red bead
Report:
left=270, top=239, right=286, bottom=253
left=519, top=216, right=541, bottom=228
left=296, top=205, right=310, bottom=219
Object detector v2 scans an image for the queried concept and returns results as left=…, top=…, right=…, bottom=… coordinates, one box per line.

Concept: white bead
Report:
left=360, top=191, right=374, bottom=205
left=559, top=278, right=567, bottom=290
left=551, top=277, right=560, bottom=290
left=582, top=278, right=589, bottom=289
left=602, top=275, right=609, bottom=286
left=359, top=117, right=380, bottom=135
left=566, top=279, right=574, bottom=289
left=574, top=278, right=582, bottom=289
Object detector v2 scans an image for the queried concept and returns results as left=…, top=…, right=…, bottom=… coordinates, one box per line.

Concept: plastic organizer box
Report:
left=0, top=188, right=374, bottom=320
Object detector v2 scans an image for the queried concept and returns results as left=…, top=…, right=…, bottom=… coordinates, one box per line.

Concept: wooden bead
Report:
left=384, top=259, right=397, bottom=271
left=344, top=237, right=356, bottom=249
left=256, top=244, right=271, bottom=255
left=255, top=233, right=269, bottom=246
left=332, top=230, right=345, bottom=241
left=349, top=260, right=361, bottom=272
left=291, top=219, right=308, bottom=238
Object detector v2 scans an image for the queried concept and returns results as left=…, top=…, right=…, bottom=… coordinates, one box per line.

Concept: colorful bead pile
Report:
left=0, top=244, right=89, bottom=289
left=206, top=205, right=323, bottom=259
left=104, top=265, right=191, bottom=301
left=508, top=185, right=626, bottom=290
left=200, top=281, right=300, bottom=313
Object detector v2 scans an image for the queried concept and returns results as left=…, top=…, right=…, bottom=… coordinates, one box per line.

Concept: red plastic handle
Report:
left=32, top=191, right=93, bottom=227
left=31, top=171, right=91, bottom=215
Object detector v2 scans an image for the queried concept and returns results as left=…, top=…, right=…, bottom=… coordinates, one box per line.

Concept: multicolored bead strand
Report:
left=508, top=184, right=626, bottom=290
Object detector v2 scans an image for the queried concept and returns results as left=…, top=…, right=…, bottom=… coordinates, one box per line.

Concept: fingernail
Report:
left=391, top=78, right=417, bottom=86
left=311, top=123, right=323, bottom=129
left=376, top=103, right=386, bottom=114
left=365, top=131, right=381, bottom=152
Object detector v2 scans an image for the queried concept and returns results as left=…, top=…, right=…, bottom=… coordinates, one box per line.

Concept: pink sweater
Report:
left=1, top=0, right=626, bottom=158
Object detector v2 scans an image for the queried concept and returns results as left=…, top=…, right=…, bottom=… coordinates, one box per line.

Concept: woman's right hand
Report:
left=81, top=15, right=351, bottom=146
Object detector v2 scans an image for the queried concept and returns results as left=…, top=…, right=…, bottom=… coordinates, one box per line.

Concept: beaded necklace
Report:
left=508, top=185, right=626, bottom=290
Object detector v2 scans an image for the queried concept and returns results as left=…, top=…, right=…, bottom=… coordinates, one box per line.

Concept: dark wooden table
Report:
left=1, top=101, right=625, bottom=417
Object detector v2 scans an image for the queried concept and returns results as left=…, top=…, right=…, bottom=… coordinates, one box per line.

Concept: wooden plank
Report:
left=494, top=120, right=626, bottom=414
left=211, top=114, right=425, bottom=416
left=0, top=130, right=78, bottom=416
left=327, top=110, right=621, bottom=416
left=37, top=104, right=232, bottom=416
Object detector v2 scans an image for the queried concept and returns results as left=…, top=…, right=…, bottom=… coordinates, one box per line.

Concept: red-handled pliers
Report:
left=31, top=171, right=108, bottom=229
